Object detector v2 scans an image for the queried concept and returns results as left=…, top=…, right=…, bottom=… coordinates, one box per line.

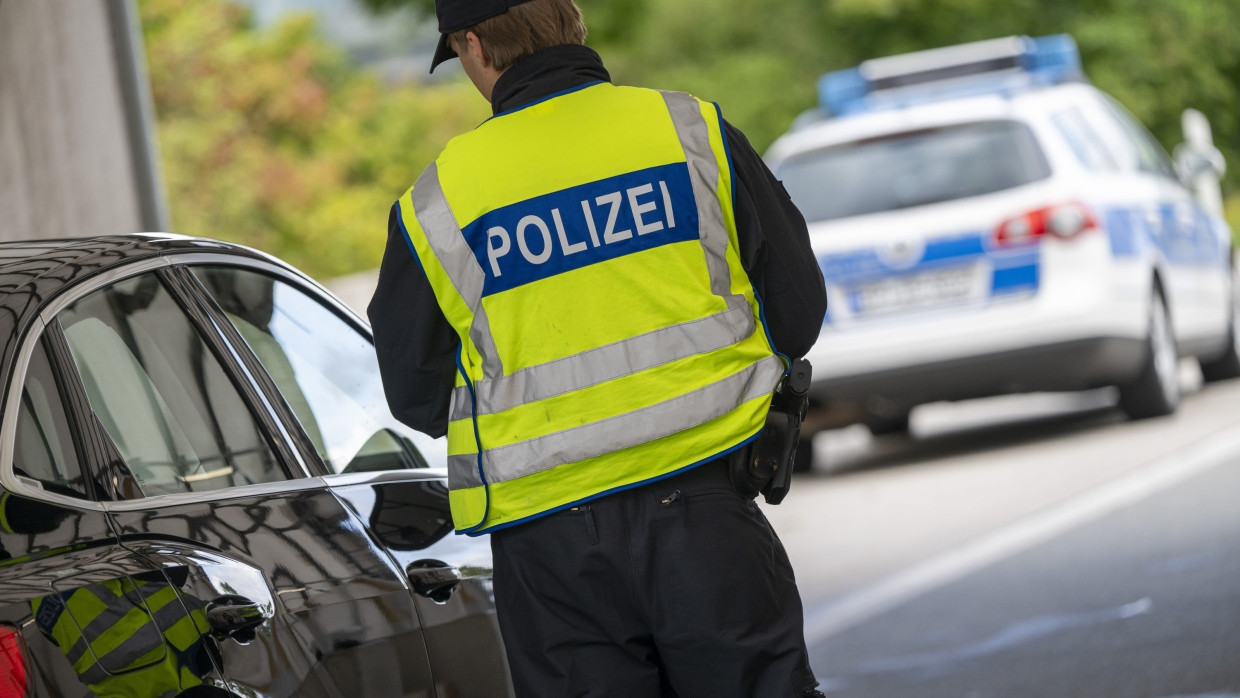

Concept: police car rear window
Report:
left=775, top=121, right=1050, bottom=223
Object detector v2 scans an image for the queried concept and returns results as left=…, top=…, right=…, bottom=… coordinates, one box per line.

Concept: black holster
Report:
left=729, top=358, right=812, bottom=505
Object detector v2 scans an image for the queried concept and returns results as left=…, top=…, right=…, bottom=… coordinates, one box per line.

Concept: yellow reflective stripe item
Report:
left=455, top=390, right=776, bottom=528
left=410, top=164, right=504, bottom=378
left=430, top=90, right=748, bottom=422
left=0, top=492, right=11, bottom=534
left=448, top=355, right=785, bottom=487
left=658, top=90, right=747, bottom=313
left=83, top=584, right=173, bottom=672
left=439, top=83, right=688, bottom=223
left=472, top=331, right=770, bottom=451
left=406, top=83, right=779, bottom=532
left=449, top=303, right=756, bottom=421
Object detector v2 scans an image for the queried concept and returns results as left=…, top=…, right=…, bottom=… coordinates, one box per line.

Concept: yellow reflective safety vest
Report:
left=397, top=82, right=786, bottom=534
left=31, top=578, right=209, bottom=697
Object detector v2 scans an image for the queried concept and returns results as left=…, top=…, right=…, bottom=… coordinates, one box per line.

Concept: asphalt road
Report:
left=765, top=368, right=1240, bottom=696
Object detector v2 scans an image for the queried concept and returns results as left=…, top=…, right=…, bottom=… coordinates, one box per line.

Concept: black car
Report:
left=0, top=234, right=513, bottom=697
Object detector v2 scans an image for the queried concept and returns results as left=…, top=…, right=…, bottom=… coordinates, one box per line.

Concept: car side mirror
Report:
left=1173, top=143, right=1225, bottom=182
left=1174, top=108, right=1226, bottom=216
left=342, top=428, right=430, bottom=473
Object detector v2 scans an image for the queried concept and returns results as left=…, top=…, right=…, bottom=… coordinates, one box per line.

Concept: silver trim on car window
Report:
left=2, top=258, right=149, bottom=506
left=0, top=251, right=387, bottom=513
left=36, top=258, right=174, bottom=325
left=0, top=315, right=109, bottom=511
left=169, top=252, right=374, bottom=338
left=321, top=468, right=449, bottom=488
left=100, top=477, right=333, bottom=512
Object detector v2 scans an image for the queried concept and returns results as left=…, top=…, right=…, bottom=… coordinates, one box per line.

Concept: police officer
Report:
left=368, top=1, right=828, bottom=695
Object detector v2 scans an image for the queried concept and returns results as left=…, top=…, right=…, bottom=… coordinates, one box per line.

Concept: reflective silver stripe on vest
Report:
left=65, top=582, right=179, bottom=675
left=659, top=90, right=749, bottom=316
left=449, top=303, right=755, bottom=422
left=411, top=163, right=505, bottom=377
left=447, top=353, right=784, bottom=487
left=94, top=614, right=167, bottom=672
left=77, top=660, right=111, bottom=686
left=63, top=585, right=128, bottom=667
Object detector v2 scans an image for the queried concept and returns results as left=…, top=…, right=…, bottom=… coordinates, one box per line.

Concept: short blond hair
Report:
left=449, top=0, right=587, bottom=72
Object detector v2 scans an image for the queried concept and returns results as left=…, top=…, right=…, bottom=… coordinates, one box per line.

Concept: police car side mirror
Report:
left=342, top=428, right=431, bottom=473
left=1173, top=144, right=1225, bottom=183
left=1175, top=108, right=1226, bottom=183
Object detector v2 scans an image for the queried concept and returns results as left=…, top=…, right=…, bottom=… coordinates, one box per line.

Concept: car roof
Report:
left=0, top=232, right=264, bottom=280
left=0, top=233, right=275, bottom=396
left=765, top=81, right=1100, bottom=164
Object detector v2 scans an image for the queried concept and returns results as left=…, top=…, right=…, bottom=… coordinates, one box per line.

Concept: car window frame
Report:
left=0, top=256, right=325, bottom=513
left=0, top=298, right=122, bottom=513
left=10, top=331, right=104, bottom=502
left=773, top=118, right=1054, bottom=223
left=180, top=262, right=444, bottom=478
left=1049, top=106, right=1119, bottom=173
left=1095, top=94, right=1179, bottom=181
left=167, top=254, right=391, bottom=480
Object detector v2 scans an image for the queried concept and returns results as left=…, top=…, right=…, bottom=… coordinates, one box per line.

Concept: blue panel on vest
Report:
left=35, top=592, right=67, bottom=634
left=461, top=163, right=701, bottom=296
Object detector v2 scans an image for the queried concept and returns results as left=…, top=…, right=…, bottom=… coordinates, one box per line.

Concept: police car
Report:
left=765, top=35, right=1238, bottom=446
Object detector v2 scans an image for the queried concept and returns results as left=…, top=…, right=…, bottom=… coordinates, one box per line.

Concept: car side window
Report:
left=191, top=266, right=444, bottom=473
left=13, top=340, right=89, bottom=499
left=1099, top=97, right=1178, bottom=180
left=1051, top=107, right=1118, bottom=172
left=56, top=273, right=286, bottom=497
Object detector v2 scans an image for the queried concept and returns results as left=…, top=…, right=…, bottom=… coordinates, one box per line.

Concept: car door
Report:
left=1, top=315, right=233, bottom=696
left=184, top=261, right=514, bottom=697
left=45, top=263, right=438, bottom=697
left=1092, top=95, right=1222, bottom=344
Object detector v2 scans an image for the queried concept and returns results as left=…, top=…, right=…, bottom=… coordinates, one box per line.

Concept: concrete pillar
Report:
left=0, top=0, right=166, bottom=242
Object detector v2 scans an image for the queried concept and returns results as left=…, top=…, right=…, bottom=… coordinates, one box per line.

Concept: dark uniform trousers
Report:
left=491, top=459, right=818, bottom=697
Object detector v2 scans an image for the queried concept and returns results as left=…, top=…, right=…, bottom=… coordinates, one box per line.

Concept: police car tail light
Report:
left=0, top=625, right=28, bottom=698
left=994, top=202, right=1096, bottom=246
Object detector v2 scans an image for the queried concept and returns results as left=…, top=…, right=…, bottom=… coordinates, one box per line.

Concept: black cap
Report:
left=430, top=0, right=536, bottom=73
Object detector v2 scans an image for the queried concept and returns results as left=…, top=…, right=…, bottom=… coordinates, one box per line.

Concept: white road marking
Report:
left=802, top=423, right=1240, bottom=644
left=853, top=598, right=1152, bottom=674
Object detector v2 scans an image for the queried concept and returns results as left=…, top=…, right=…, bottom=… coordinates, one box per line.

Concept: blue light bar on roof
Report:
left=818, top=34, right=1083, bottom=117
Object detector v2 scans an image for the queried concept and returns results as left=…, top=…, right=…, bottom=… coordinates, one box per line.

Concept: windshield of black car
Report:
left=774, top=120, right=1051, bottom=223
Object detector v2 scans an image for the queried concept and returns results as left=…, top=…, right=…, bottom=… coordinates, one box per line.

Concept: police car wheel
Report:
left=1120, top=289, right=1180, bottom=420
left=1200, top=263, right=1240, bottom=382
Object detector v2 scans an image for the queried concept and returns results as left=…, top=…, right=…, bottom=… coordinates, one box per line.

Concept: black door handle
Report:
left=206, top=594, right=269, bottom=643
left=406, top=559, right=462, bottom=603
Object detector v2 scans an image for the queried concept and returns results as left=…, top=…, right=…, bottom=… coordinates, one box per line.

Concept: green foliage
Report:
left=140, top=0, right=489, bottom=279
left=575, top=0, right=1240, bottom=198
left=1227, top=196, right=1240, bottom=248
left=143, top=0, right=1240, bottom=281
left=358, top=0, right=433, bottom=16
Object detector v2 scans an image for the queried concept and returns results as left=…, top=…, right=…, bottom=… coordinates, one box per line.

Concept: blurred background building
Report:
left=0, top=0, right=166, bottom=242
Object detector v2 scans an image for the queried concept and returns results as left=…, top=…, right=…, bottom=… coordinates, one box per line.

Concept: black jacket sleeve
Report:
left=367, top=203, right=458, bottom=437
left=723, top=120, right=827, bottom=359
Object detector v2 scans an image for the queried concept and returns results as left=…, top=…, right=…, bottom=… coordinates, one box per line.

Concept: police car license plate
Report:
left=852, top=264, right=984, bottom=315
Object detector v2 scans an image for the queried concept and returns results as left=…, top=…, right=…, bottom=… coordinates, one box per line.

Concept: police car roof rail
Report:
left=810, top=34, right=1083, bottom=122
